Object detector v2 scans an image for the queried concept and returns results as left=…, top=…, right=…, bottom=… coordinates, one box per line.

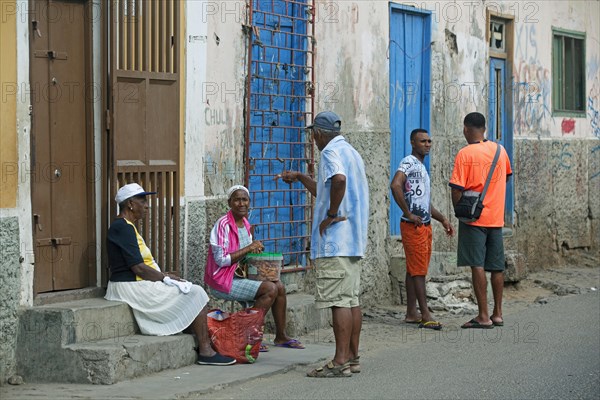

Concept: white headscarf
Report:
left=227, top=185, right=249, bottom=200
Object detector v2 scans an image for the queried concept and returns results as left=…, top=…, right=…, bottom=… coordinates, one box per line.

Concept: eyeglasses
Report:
left=419, top=139, right=432, bottom=143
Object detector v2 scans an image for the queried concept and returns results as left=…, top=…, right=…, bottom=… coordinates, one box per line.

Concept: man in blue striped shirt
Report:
left=278, top=111, right=369, bottom=377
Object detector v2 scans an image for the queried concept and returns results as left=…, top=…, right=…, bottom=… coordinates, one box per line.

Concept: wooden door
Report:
left=108, top=0, right=181, bottom=273
left=488, top=14, right=515, bottom=227
left=389, top=4, right=432, bottom=235
left=31, top=0, right=92, bottom=293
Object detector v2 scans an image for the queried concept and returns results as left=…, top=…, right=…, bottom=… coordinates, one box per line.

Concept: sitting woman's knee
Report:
left=257, top=281, right=278, bottom=300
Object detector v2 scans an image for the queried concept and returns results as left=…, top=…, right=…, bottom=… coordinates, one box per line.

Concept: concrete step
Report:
left=20, top=298, right=138, bottom=345
left=17, top=292, right=327, bottom=384
left=264, top=293, right=331, bottom=337
left=17, top=298, right=196, bottom=384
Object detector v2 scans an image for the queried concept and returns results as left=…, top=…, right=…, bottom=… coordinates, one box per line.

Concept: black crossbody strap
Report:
left=479, top=143, right=502, bottom=202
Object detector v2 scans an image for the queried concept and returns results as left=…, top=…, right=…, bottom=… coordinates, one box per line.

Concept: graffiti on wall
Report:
left=588, top=80, right=600, bottom=138
left=512, top=23, right=555, bottom=135
left=552, top=142, right=573, bottom=171
left=515, top=24, right=538, bottom=65
left=589, top=98, right=600, bottom=138
left=513, top=61, right=552, bottom=134
left=561, top=118, right=575, bottom=135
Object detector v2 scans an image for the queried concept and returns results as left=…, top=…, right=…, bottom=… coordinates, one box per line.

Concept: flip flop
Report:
left=461, top=318, right=494, bottom=329
left=403, top=319, right=422, bottom=324
left=274, top=339, right=305, bottom=349
left=491, top=318, right=504, bottom=327
left=418, top=321, right=442, bottom=330
left=259, top=344, right=270, bottom=352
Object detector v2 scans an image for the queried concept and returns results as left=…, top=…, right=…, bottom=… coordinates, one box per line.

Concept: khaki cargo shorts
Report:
left=314, top=257, right=361, bottom=309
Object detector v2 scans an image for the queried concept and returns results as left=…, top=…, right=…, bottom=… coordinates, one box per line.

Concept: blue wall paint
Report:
left=389, top=4, right=432, bottom=235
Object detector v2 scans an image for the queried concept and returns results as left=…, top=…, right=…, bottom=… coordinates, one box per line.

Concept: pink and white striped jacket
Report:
left=204, top=210, right=252, bottom=293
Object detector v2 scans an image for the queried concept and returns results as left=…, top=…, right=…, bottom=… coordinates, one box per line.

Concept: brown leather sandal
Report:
left=349, top=356, right=361, bottom=373
left=307, top=361, right=352, bottom=378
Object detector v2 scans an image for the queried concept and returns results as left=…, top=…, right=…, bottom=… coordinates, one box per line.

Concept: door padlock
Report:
left=54, top=168, right=61, bottom=178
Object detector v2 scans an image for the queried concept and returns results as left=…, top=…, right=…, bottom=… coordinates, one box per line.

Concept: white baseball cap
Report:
left=115, top=183, right=156, bottom=204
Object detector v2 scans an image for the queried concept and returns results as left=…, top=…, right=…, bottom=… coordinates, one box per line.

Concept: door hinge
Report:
left=105, top=109, right=111, bottom=131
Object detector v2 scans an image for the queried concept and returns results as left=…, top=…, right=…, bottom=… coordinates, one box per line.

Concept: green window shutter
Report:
left=565, top=37, right=574, bottom=110
left=552, top=35, right=562, bottom=111
left=574, top=38, right=585, bottom=111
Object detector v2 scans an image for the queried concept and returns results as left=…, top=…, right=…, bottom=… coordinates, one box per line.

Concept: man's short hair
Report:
left=410, top=128, right=428, bottom=142
left=464, top=112, right=486, bottom=129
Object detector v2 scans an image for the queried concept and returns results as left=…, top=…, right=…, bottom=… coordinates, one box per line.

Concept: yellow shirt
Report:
left=124, top=219, right=161, bottom=280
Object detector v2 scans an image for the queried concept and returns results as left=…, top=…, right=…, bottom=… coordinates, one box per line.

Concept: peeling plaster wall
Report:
left=315, top=1, right=390, bottom=132
left=202, top=1, right=248, bottom=196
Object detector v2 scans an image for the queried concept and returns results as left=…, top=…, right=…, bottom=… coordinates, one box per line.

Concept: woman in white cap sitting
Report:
left=105, top=183, right=236, bottom=366
left=204, top=185, right=304, bottom=350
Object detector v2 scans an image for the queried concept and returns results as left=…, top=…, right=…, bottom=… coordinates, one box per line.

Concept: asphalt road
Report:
left=189, top=291, right=600, bottom=400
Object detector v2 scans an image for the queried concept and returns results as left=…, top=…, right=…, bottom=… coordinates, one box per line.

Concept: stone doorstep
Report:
left=65, top=334, right=197, bottom=384
left=17, top=293, right=326, bottom=384
left=21, top=298, right=139, bottom=345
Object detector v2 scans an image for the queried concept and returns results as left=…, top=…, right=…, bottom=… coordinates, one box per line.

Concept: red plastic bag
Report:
left=207, top=308, right=265, bottom=363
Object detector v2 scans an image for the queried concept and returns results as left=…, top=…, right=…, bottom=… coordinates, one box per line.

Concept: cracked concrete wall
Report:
left=0, top=217, right=21, bottom=384
left=512, top=138, right=600, bottom=266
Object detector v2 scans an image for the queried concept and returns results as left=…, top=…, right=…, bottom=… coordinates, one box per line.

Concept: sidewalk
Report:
left=0, top=343, right=332, bottom=400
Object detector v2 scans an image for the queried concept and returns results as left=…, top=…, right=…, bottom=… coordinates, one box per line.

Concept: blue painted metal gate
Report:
left=245, top=0, right=314, bottom=267
left=389, top=4, right=432, bottom=235
left=488, top=57, right=514, bottom=225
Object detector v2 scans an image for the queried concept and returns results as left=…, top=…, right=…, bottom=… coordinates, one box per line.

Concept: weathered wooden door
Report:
left=30, top=0, right=93, bottom=293
left=389, top=4, right=432, bottom=235
left=108, top=0, right=181, bottom=273
left=488, top=14, right=515, bottom=226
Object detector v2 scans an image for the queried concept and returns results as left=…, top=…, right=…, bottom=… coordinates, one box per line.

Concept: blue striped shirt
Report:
left=311, top=135, right=369, bottom=259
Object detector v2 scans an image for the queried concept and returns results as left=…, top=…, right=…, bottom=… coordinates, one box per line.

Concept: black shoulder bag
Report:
left=454, top=143, right=501, bottom=223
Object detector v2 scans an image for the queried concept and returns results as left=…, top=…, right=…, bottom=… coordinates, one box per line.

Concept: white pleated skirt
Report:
left=105, top=280, right=209, bottom=336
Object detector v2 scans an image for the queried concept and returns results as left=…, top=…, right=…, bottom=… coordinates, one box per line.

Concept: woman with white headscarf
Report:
left=106, top=183, right=236, bottom=366
left=204, top=185, right=304, bottom=350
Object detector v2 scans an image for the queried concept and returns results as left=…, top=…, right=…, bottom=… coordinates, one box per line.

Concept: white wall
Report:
left=202, top=0, right=248, bottom=196
left=15, top=0, right=34, bottom=306
left=185, top=0, right=209, bottom=199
